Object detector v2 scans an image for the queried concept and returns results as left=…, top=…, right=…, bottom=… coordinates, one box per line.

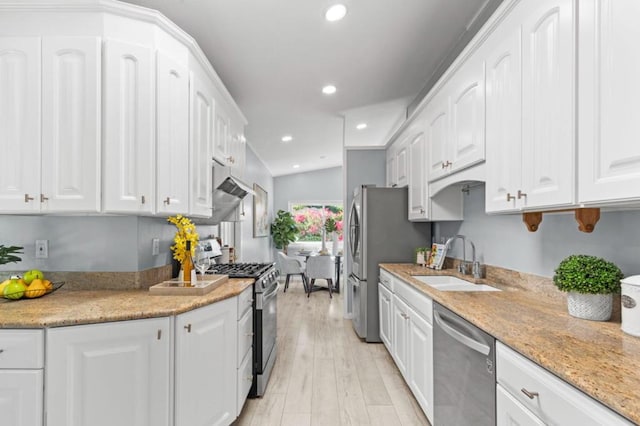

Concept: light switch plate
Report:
left=152, top=238, right=160, bottom=256
left=35, top=240, right=48, bottom=259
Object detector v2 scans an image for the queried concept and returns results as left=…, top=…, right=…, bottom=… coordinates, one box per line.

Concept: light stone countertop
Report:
left=380, top=263, right=640, bottom=425
left=0, top=278, right=254, bottom=328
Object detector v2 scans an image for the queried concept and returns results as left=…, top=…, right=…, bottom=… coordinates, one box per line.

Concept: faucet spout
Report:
left=445, top=235, right=467, bottom=274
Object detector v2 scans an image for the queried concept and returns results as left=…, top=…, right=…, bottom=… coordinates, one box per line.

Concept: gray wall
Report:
left=0, top=216, right=176, bottom=273
left=437, top=184, right=640, bottom=278
left=274, top=166, right=343, bottom=212
left=240, top=146, right=275, bottom=263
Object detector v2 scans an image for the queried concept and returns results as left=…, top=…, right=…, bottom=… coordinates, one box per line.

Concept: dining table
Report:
left=295, top=251, right=342, bottom=293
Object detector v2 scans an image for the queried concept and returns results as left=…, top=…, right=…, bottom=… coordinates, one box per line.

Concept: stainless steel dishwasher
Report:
left=433, top=302, right=496, bottom=426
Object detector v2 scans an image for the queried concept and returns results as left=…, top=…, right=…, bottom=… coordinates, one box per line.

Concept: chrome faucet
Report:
left=444, top=235, right=482, bottom=279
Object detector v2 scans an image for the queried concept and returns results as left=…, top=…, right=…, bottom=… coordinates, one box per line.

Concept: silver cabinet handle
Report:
left=24, top=194, right=34, bottom=203
left=506, top=193, right=516, bottom=201
left=420, top=208, right=425, bottom=214
left=163, top=197, right=171, bottom=205
left=184, top=324, right=192, bottom=333
left=40, top=194, right=49, bottom=202
left=521, top=388, right=539, bottom=399
left=141, top=195, right=146, bottom=204
left=517, top=190, right=527, bottom=199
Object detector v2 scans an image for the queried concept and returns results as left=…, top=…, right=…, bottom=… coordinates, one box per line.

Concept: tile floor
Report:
left=234, top=278, right=430, bottom=426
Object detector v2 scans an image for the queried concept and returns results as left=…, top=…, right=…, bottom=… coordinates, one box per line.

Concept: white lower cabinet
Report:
left=0, top=329, right=44, bottom=426
left=381, top=269, right=434, bottom=425
left=236, top=286, right=254, bottom=417
left=496, top=342, right=632, bottom=426
left=175, top=296, right=237, bottom=426
left=46, top=317, right=172, bottom=426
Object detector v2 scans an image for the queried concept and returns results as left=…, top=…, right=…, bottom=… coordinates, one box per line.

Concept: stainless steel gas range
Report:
left=207, top=262, right=278, bottom=397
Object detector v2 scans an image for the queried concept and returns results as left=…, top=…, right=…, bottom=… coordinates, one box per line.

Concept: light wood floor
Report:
left=234, top=278, right=430, bottom=426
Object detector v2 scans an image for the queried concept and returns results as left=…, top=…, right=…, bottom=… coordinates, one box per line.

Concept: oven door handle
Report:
left=434, top=310, right=490, bottom=356
left=263, top=282, right=279, bottom=301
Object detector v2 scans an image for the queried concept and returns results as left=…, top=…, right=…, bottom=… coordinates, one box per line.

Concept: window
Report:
left=290, top=202, right=343, bottom=242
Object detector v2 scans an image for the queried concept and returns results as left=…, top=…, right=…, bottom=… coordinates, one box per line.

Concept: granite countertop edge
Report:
left=0, top=278, right=254, bottom=328
left=380, top=263, right=640, bottom=425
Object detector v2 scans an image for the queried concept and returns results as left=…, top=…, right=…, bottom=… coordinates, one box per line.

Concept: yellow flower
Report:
left=168, top=215, right=199, bottom=263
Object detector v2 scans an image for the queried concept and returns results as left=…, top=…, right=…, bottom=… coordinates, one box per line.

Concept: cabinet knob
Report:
left=184, top=324, right=192, bottom=333
left=517, top=190, right=527, bottom=199
left=141, top=195, right=146, bottom=204
left=164, top=197, right=171, bottom=205
left=40, top=194, right=49, bottom=203
left=521, top=388, right=539, bottom=399
left=506, top=193, right=516, bottom=202
left=24, top=194, right=34, bottom=203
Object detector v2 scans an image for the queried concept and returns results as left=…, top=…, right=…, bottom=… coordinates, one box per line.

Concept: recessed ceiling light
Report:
left=325, top=4, right=347, bottom=22
left=356, top=123, right=368, bottom=130
left=293, top=164, right=300, bottom=169
left=281, top=135, right=293, bottom=142
left=322, top=85, right=337, bottom=95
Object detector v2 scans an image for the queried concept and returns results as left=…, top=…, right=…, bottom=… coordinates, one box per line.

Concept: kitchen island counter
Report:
left=0, top=278, right=254, bottom=328
left=380, top=263, right=640, bottom=425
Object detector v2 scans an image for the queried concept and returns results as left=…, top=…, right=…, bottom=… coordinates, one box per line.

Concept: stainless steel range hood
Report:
left=193, top=161, right=254, bottom=225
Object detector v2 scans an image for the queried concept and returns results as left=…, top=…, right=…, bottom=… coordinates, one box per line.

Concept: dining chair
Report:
left=277, top=251, right=308, bottom=292
left=305, top=255, right=335, bottom=298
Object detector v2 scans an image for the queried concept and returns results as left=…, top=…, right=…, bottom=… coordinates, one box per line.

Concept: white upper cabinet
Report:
left=428, top=50, right=485, bottom=182
left=42, top=37, right=101, bottom=212
left=520, top=0, right=575, bottom=209
left=0, top=36, right=101, bottom=214
left=396, top=137, right=409, bottom=188
left=485, top=16, right=523, bottom=213
left=103, top=39, right=155, bottom=214
left=214, top=103, right=231, bottom=165
left=579, top=0, right=640, bottom=204
left=386, top=146, right=397, bottom=187
left=156, top=51, right=189, bottom=215
left=189, top=73, right=214, bottom=217
left=485, top=0, right=575, bottom=212
left=408, top=132, right=428, bottom=220
left=0, top=37, right=41, bottom=213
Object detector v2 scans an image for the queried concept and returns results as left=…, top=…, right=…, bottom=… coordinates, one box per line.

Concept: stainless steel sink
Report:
left=412, top=275, right=501, bottom=292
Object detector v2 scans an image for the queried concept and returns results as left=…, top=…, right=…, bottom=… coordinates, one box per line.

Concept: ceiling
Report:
left=122, top=0, right=495, bottom=176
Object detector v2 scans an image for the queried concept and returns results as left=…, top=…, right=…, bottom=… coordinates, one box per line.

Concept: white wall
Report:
left=274, top=166, right=343, bottom=212
left=437, top=184, right=640, bottom=278
left=240, top=145, right=275, bottom=263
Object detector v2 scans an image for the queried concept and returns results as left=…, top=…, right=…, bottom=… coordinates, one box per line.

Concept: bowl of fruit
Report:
left=0, top=269, right=64, bottom=301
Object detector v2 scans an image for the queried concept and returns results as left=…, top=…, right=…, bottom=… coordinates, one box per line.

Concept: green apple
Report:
left=23, top=269, right=44, bottom=285
left=4, top=279, right=26, bottom=300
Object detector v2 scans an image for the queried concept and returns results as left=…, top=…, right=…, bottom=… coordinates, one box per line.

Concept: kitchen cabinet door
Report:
left=520, top=0, right=575, bottom=209
left=378, top=282, right=393, bottom=351
left=408, top=132, right=428, bottom=221
left=229, top=133, right=247, bottom=178
left=395, top=137, right=409, bottom=188
left=214, top=103, right=231, bottom=165
left=156, top=51, right=189, bottom=215
left=426, top=90, right=450, bottom=181
left=407, top=306, right=433, bottom=425
left=485, top=17, right=522, bottom=213
left=175, top=296, right=237, bottom=426
left=0, top=370, right=43, bottom=426
left=0, top=37, right=41, bottom=213
left=46, top=317, right=171, bottom=426
left=42, top=37, right=101, bottom=213
left=448, top=51, right=486, bottom=173
left=391, top=294, right=410, bottom=379
left=579, top=0, right=640, bottom=203
left=386, top=147, right=397, bottom=187
left=189, top=72, right=214, bottom=217
left=103, top=39, right=155, bottom=214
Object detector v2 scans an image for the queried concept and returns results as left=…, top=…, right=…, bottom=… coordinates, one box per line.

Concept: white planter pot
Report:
left=567, top=292, right=613, bottom=321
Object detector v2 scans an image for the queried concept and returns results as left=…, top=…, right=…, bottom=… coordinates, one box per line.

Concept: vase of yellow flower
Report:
left=168, top=215, right=199, bottom=285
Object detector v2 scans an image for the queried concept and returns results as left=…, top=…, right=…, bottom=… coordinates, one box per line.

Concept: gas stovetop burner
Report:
left=207, top=262, right=274, bottom=278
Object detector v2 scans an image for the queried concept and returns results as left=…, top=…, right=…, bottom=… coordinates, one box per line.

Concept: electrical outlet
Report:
left=152, top=238, right=160, bottom=256
left=35, top=240, right=48, bottom=259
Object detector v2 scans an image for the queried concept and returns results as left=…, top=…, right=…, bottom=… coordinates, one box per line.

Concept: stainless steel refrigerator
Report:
left=348, top=185, right=431, bottom=342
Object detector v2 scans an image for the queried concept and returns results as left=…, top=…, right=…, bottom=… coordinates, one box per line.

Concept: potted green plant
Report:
left=0, top=245, right=23, bottom=266
left=553, top=254, right=623, bottom=321
left=271, top=210, right=298, bottom=254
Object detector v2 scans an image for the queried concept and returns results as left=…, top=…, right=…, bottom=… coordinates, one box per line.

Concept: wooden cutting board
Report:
left=149, top=274, right=229, bottom=296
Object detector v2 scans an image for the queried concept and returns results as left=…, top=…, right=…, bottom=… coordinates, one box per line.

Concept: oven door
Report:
left=257, top=281, right=278, bottom=372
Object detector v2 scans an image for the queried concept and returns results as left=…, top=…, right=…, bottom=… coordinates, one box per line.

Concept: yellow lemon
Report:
left=0, top=279, right=11, bottom=295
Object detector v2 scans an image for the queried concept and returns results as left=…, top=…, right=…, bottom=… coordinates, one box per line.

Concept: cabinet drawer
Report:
left=395, top=278, right=432, bottom=325
left=0, top=329, right=44, bottom=369
left=379, top=269, right=393, bottom=292
left=237, top=347, right=253, bottom=416
left=496, top=342, right=632, bottom=425
left=237, top=307, right=253, bottom=366
left=237, top=286, right=253, bottom=320
left=497, top=383, right=544, bottom=426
